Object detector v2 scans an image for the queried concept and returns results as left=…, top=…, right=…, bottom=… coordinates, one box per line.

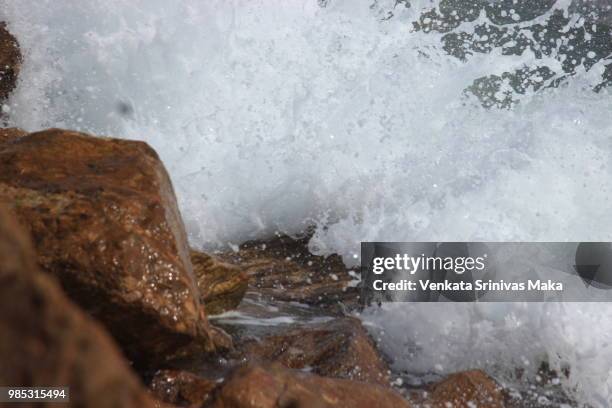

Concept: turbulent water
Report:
left=2, top=0, right=612, bottom=405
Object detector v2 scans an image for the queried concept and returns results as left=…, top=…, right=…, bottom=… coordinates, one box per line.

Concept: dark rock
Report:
left=0, top=128, right=219, bottom=364
left=208, top=363, right=411, bottom=408
left=235, top=317, right=390, bottom=387
left=192, top=250, right=249, bottom=315
left=0, top=22, right=21, bottom=104
left=0, top=205, right=162, bottom=408
left=150, top=369, right=218, bottom=407
left=571, top=0, right=612, bottom=26
left=220, top=233, right=359, bottom=311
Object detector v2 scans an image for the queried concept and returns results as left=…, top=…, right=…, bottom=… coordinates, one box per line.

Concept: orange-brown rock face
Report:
left=0, top=127, right=27, bottom=144
left=221, top=234, right=359, bottom=311
left=208, top=363, right=411, bottom=408
left=0, top=22, right=21, bottom=104
left=426, top=370, right=505, bottom=408
left=0, top=205, right=161, bottom=408
left=236, top=317, right=390, bottom=387
left=192, top=250, right=249, bottom=315
left=0, top=128, right=214, bottom=364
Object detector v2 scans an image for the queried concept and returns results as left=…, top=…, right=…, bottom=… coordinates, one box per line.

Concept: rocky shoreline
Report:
left=0, top=23, right=570, bottom=408
left=0, top=126, right=507, bottom=408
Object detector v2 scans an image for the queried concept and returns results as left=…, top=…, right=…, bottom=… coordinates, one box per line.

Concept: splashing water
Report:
left=2, top=0, right=612, bottom=405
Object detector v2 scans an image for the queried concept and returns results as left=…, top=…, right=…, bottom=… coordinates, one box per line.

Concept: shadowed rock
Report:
left=192, top=250, right=249, bottom=315
left=0, top=205, right=162, bottom=408
left=220, top=233, right=359, bottom=311
left=0, top=128, right=219, bottom=364
left=0, top=22, right=21, bottom=104
left=150, top=369, right=218, bottom=407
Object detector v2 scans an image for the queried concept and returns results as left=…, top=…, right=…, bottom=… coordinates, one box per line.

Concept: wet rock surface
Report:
left=0, top=22, right=21, bottom=105
left=412, top=0, right=612, bottom=106
left=210, top=292, right=337, bottom=341
left=150, top=369, right=218, bottom=407
left=0, top=128, right=216, bottom=364
left=233, top=317, right=390, bottom=387
left=210, top=237, right=521, bottom=407
left=192, top=250, right=249, bottom=315
left=571, top=0, right=612, bottom=26
left=426, top=370, right=505, bottom=408
left=146, top=363, right=510, bottom=408
left=0, top=127, right=26, bottom=144
left=208, top=363, right=411, bottom=408
left=220, top=233, right=359, bottom=312
left=0, top=205, right=161, bottom=408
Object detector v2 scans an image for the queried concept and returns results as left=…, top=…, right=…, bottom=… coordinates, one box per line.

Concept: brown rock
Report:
left=209, top=363, right=410, bottom=408
left=0, top=128, right=216, bottom=364
left=0, top=22, right=21, bottom=103
left=0, top=205, right=161, bottom=408
left=192, top=250, right=249, bottom=315
left=220, top=233, right=359, bottom=311
left=236, top=317, right=390, bottom=387
left=0, top=127, right=26, bottom=144
left=150, top=369, right=218, bottom=407
left=426, top=370, right=505, bottom=408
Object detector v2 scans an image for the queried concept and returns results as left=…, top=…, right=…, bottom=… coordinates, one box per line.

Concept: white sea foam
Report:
left=2, top=0, right=612, bottom=405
